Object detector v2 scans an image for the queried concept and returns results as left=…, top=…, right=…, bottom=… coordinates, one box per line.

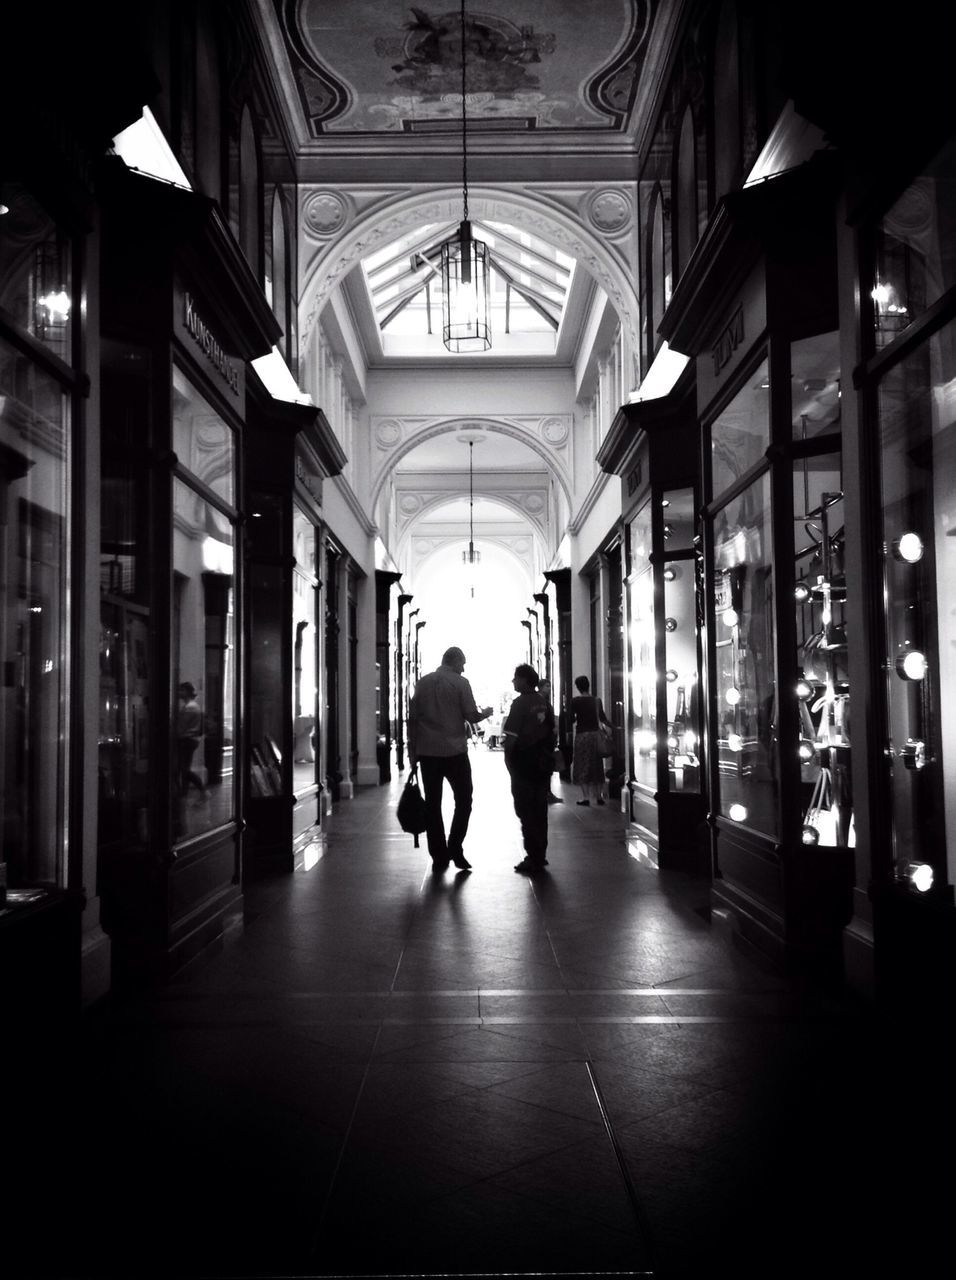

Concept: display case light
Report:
left=892, top=532, right=924, bottom=563
left=725, top=686, right=741, bottom=706
left=798, top=738, right=818, bottom=764
left=665, top=668, right=679, bottom=683
left=663, top=565, right=677, bottom=581
left=895, top=649, right=928, bottom=681
left=794, top=582, right=811, bottom=604
left=723, top=608, right=739, bottom=627
left=801, top=824, right=820, bottom=846
left=904, top=862, right=934, bottom=893
left=727, top=733, right=743, bottom=752
left=728, top=803, right=748, bottom=822
left=796, top=678, right=813, bottom=700
left=665, top=617, right=678, bottom=632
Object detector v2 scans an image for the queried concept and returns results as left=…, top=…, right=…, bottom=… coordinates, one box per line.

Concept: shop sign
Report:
left=626, top=457, right=643, bottom=497
left=180, top=290, right=241, bottom=398
left=712, top=305, right=744, bottom=376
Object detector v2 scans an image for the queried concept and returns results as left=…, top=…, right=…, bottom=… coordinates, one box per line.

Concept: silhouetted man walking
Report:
left=504, top=664, right=556, bottom=875
left=408, top=646, right=492, bottom=872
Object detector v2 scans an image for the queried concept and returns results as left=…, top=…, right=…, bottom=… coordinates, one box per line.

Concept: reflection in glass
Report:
left=873, top=135, right=956, bottom=351
left=172, top=365, right=235, bottom=504
left=711, top=358, right=769, bottom=497
left=665, top=564, right=699, bottom=793
left=292, top=505, right=319, bottom=794
left=0, top=336, right=70, bottom=885
left=0, top=184, right=73, bottom=365
left=629, top=503, right=656, bottom=789
left=878, top=316, right=955, bottom=878
left=713, top=473, right=777, bottom=835
left=172, top=478, right=235, bottom=841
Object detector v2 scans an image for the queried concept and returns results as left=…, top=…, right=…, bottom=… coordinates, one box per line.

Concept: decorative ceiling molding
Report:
left=299, top=186, right=641, bottom=378
left=408, top=532, right=538, bottom=583
left=393, top=485, right=550, bottom=541
left=370, top=414, right=572, bottom=511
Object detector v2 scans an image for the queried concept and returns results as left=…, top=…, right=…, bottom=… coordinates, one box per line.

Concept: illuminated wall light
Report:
left=728, top=803, right=748, bottom=822
left=663, top=565, right=677, bottom=581
left=905, top=862, right=934, bottom=893
left=794, top=583, right=811, bottom=604
left=895, top=649, right=928, bottom=681
left=798, top=738, right=818, bottom=764
left=727, top=733, right=743, bottom=752
left=723, top=608, right=739, bottom=628
left=796, top=679, right=813, bottom=700
left=661, top=498, right=670, bottom=508
left=892, top=532, right=924, bottom=563
left=725, top=686, right=741, bottom=706
left=665, top=668, right=679, bottom=683
left=665, top=617, right=678, bottom=632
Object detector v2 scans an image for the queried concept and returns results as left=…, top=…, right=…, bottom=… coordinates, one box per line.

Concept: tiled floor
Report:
left=6, top=750, right=948, bottom=1278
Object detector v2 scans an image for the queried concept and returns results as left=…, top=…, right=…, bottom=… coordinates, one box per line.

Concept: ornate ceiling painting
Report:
left=279, top=1, right=652, bottom=138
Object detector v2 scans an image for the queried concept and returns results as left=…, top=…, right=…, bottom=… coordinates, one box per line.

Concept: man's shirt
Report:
left=408, top=663, right=482, bottom=757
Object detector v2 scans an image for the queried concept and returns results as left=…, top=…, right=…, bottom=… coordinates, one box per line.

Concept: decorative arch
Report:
left=299, top=185, right=641, bottom=377
left=371, top=415, right=572, bottom=516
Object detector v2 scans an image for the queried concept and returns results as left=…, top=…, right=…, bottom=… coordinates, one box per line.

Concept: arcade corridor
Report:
left=5, top=750, right=944, bottom=1279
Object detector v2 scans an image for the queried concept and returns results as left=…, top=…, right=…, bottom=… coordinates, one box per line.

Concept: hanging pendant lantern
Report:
left=441, top=0, right=491, bottom=352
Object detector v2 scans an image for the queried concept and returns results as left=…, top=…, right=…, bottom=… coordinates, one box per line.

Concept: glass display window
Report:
left=172, top=474, right=236, bottom=841
left=872, top=134, right=956, bottom=351
left=663, top=560, right=700, bottom=794
left=628, top=502, right=656, bottom=789
left=877, top=314, right=956, bottom=890
left=712, top=471, right=777, bottom=836
left=711, top=357, right=770, bottom=498
left=0, top=183, right=73, bottom=367
left=172, top=365, right=235, bottom=505
left=791, top=329, right=853, bottom=848
left=292, top=504, right=319, bottom=794
left=0, top=334, right=71, bottom=887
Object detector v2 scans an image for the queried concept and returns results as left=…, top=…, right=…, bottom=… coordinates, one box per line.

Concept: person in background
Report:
left=538, top=678, right=563, bottom=804
left=408, top=646, right=493, bottom=872
left=176, top=682, right=208, bottom=801
left=503, top=664, right=556, bottom=875
left=570, top=674, right=612, bottom=807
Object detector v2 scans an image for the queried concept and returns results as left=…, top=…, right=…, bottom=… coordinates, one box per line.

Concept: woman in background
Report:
left=570, top=675, right=611, bottom=806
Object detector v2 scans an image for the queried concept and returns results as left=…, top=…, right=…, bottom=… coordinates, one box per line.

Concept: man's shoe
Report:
left=432, top=860, right=449, bottom=873
left=514, top=859, right=544, bottom=875
left=576, top=799, right=590, bottom=806
left=547, top=794, right=563, bottom=804
left=451, top=854, right=472, bottom=870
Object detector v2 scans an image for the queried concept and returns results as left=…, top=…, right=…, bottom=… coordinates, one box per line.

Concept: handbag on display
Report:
left=802, top=766, right=839, bottom=847
left=397, top=768, right=428, bottom=848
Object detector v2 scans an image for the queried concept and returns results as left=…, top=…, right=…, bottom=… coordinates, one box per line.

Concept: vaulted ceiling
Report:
left=251, top=1, right=676, bottom=574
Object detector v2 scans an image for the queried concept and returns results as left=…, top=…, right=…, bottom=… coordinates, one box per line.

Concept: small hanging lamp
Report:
left=441, top=0, right=491, bottom=352
left=462, top=439, right=481, bottom=577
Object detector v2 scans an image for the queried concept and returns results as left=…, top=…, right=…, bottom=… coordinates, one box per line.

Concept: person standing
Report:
left=408, top=646, right=492, bottom=872
left=538, top=678, right=563, bottom=805
left=503, top=664, right=556, bottom=875
left=570, top=675, right=611, bottom=806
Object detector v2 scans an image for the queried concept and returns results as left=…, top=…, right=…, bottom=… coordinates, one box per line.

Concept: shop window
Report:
left=292, top=504, right=319, bottom=794
left=172, top=365, right=235, bottom=505
left=662, top=489, right=700, bottom=793
left=791, top=331, right=852, bottom=847
left=872, top=134, right=956, bottom=349
left=878, top=314, right=956, bottom=886
left=0, top=184, right=73, bottom=366
left=170, top=370, right=237, bottom=843
left=0, top=335, right=70, bottom=887
left=711, top=357, right=770, bottom=497
left=99, top=342, right=152, bottom=862
left=713, top=472, right=777, bottom=836
left=629, top=501, right=656, bottom=789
